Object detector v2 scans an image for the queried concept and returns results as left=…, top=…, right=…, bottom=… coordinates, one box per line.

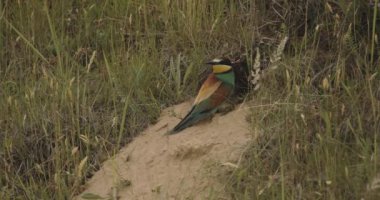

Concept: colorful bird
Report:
left=169, top=58, right=235, bottom=134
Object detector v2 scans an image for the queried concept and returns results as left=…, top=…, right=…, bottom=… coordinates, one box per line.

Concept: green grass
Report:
left=223, top=1, right=380, bottom=199
left=0, top=0, right=379, bottom=199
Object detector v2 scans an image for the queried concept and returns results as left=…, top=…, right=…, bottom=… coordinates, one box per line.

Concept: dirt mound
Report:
left=78, top=101, right=252, bottom=200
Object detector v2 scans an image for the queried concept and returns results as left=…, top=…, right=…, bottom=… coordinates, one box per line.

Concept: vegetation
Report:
left=0, top=0, right=379, bottom=199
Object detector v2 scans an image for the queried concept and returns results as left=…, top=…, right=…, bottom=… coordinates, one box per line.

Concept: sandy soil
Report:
left=78, top=101, right=252, bottom=200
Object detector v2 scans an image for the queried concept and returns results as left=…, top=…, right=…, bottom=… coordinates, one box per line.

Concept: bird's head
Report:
left=206, top=58, right=233, bottom=74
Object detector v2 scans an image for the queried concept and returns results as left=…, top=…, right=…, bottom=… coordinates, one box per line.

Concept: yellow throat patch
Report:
left=212, top=64, right=232, bottom=74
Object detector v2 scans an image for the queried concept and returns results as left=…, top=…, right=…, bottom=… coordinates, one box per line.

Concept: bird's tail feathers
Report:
left=169, top=107, right=196, bottom=134
left=169, top=108, right=216, bottom=134
left=170, top=115, right=195, bottom=134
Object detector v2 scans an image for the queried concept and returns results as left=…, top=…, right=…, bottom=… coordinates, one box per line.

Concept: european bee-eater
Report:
left=170, top=58, right=235, bottom=134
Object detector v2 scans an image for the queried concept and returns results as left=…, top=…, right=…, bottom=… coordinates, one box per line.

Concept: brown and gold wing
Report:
left=193, top=74, right=221, bottom=105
